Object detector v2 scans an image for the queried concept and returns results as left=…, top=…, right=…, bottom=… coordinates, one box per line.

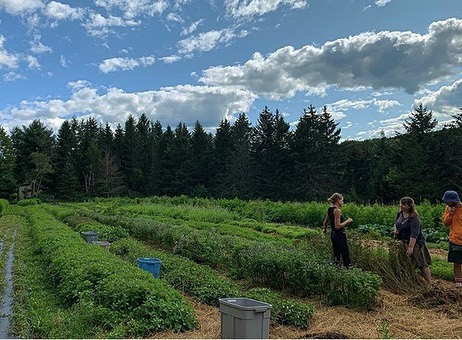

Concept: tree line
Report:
left=1, top=103, right=461, bottom=204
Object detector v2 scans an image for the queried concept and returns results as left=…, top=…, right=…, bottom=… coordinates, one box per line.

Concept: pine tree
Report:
left=403, top=103, right=437, bottom=134
left=0, top=126, right=17, bottom=199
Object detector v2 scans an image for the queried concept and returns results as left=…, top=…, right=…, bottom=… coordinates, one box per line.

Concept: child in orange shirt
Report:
left=441, top=190, right=462, bottom=288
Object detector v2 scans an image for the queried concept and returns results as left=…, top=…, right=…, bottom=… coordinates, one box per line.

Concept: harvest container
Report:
left=80, top=231, right=98, bottom=243
left=137, top=257, right=162, bottom=278
left=219, top=297, right=271, bottom=339
left=92, top=240, right=110, bottom=251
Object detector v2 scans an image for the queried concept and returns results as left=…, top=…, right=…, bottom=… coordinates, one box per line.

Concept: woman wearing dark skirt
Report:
left=323, top=193, right=353, bottom=268
left=393, top=196, right=432, bottom=284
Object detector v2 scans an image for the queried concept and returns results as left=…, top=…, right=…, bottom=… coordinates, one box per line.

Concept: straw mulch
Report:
left=149, top=279, right=462, bottom=339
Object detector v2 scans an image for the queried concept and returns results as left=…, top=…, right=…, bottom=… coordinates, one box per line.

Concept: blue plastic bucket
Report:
left=137, top=257, right=162, bottom=278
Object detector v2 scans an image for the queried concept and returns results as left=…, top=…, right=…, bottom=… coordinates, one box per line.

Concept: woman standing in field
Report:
left=323, top=193, right=353, bottom=268
left=393, top=196, right=432, bottom=284
left=441, top=190, right=462, bottom=288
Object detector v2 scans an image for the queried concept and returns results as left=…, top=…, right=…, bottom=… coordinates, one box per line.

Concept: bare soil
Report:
left=149, top=279, right=462, bottom=339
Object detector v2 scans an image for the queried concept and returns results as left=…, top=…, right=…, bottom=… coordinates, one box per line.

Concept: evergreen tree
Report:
left=158, top=125, right=176, bottom=195
left=77, top=117, right=101, bottom=194
left=120, top=115, right=140, bottom=193
left=290, top=105, right=341, bottom=201
left=0, top=126, right=17, bottom=199
left=54, top=119, right=80, bottom=198
left=135, top=114, right=151, bottom=194
left=146, top=120, right=163, bottom=195
left=228, top=113, right=253, bottom=199
left=11, top=119, right=55, bottom=197
left=190, top=120, right=213, bottom=197
left=251, top=107, right=291, bottom=199
left=212, top=119, right=233, bottom=197
left=403, top=103, right=437, bottom=134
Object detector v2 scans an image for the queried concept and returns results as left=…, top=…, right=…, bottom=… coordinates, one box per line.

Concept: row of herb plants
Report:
left=68, top=202, right=382, bottom=309
left=75, top=197, right=453, bottom=293
left=95, top=195, right=447, bottom=230
left=88, top=196, right=449, bottom=244
left=11, top=204, right=198, bottom=338
left=47, top=204, right=316, bottom=329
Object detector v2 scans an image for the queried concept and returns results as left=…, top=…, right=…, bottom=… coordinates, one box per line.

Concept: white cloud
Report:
left=375, top=0, right=392, bottom=7
left=224, top=0, right=307, bottom=18
left=416, top=78, right=462, bottom=122
left=82, top=12, right=140, bottom=38
left=43, top=1, right=85, bottom=21
left=60, top=55, right=69, bottom=68
left=199, top=18, right=462, bottom=99
left=93, top=0, right=168, bottom=19
left=177, top=27, right=248, bottom=55
left=0, top=35, right=19, bottom=69
left=180, top=19, right=204, bottom=36
left=2, top=82, right=257, bottom=131
left=25, top=55, right=40, bottom=69
left=0, top=0, right=43, bottom=15
left=29, top=34, right=52, bottom=54
left=99, top=56, right=155, bottom=73
left=160, top=55, right=182, bottom=64
left=3, top=71, right=25, bottom=81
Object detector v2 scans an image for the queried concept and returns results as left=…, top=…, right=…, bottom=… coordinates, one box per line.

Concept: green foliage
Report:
left=430, top=257, right=453, bottom=281
left=109, top=232, right=312, bottom=329
left=235, top=243, right=381, bottom=309
left=0, top=198, right=9, bottom=216
left=19, top=206, right=198, bottom=337
left=17, top=198, right=42, bottom=206
left=245, top=288, right=315, bottom=329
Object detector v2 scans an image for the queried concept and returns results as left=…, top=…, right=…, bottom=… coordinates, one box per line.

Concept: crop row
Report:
left=66, top=202, right=381, bottom=309
left=48, top=204, right=316, bottom=329
left=15, top=205, right=198, bottom=338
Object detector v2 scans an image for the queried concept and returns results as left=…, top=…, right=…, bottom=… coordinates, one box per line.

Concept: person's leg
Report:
left=331, top=234, right=341, bottom=265
left=342, top=235, right=351, bottom=268
left=420, top=266, right=432, bottom=284
left=338, top=233, right=350, bottom=268
left=454, top=262, right=462, bottom=287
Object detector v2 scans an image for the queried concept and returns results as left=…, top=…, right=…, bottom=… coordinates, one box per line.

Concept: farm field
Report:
left=1, top=196, right=461, bottom=338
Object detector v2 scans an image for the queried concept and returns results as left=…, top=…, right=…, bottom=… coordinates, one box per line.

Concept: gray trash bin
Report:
left=219, top=298, right=271, bottom=339
left=80, top=231, right=98, bottom=243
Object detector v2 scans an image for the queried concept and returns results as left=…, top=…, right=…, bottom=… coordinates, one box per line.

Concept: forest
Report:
left=1, top=103, right=462, bottom=204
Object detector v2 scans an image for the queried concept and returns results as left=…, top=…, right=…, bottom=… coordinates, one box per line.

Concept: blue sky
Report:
left=1, top=0, right=462, bottom=140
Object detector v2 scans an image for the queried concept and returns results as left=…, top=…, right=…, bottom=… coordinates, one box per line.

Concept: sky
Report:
left=1, top=0, right=462, bottom=141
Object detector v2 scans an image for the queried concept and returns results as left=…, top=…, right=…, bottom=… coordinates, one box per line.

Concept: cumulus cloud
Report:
left=99, top=56, right=156, bottom=73
left=2, top=82, right=257, bottom=132
left=0, top=0, right=43, bottom=15
left=177, top=28, right=249, bottom=55
left=93, top=0, right=168, bottom=19
left=82, top=12, right=140, bottom=38
left=43, top=1, right=85, bottom=21
left=0, top=35, right=19, bottom=69
left=224, top=0, right=307, bottom=18
left=199, top=18, right=462, bottom=99
left=416, top=78, right=462, bottom=123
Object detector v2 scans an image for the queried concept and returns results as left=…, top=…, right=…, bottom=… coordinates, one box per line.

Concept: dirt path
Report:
left=149, top=279, right=462, bottom=339
left=0, top=229, right=16, bottom=339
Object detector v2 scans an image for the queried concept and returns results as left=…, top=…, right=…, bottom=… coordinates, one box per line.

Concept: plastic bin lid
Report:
left=219, top=298, right=271, bottom=310
left=137, top=257, right=162, bottom=263
left=81, top=231, right=98, bottom=235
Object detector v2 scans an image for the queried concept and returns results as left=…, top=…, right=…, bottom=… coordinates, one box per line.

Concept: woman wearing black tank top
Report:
left=322, top=193, right=353, bottom=267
